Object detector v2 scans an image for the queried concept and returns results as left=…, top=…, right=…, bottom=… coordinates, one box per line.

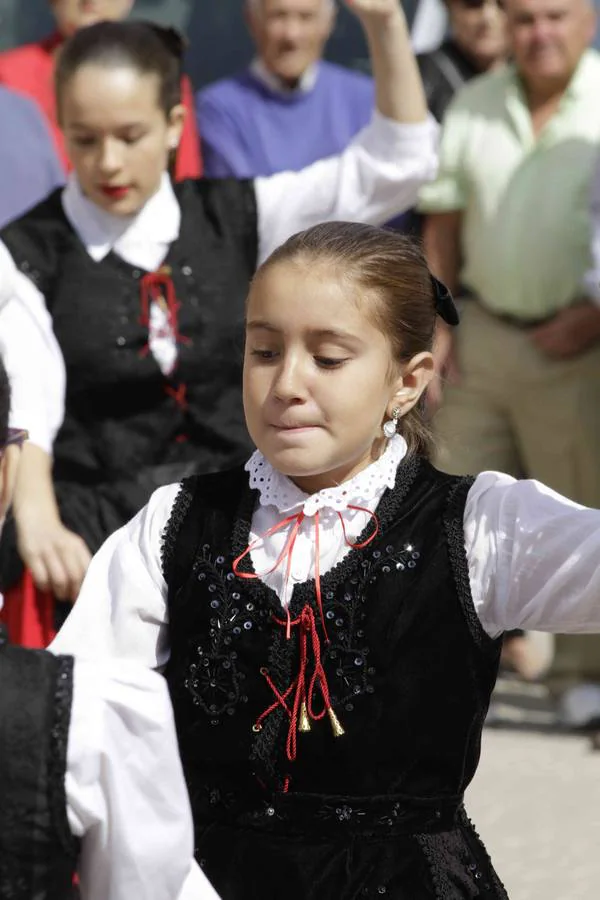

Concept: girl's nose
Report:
left=273, top=356, right=306, bottom=402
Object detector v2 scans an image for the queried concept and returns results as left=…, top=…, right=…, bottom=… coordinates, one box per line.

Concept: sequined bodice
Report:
left=163, top=459, right=502, bottom=811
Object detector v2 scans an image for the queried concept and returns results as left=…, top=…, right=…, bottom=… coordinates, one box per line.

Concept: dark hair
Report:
left=55, top=20, right=185, bottom=117
left=255, top=222, right=438, bottom=458
left=0, top=357, right=10, bottom=449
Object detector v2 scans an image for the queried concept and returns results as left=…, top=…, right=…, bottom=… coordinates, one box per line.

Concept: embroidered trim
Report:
left=48, top=655, right=80, bottom=858
left=246, top=435, right=407, bottom=516
left=443, top=477, right=498, bottom=652
left=183, top=545, right=267, bottom=723
left=161, top=477, right=195, bottom=588
left=458, top=808, right=509, bottom=898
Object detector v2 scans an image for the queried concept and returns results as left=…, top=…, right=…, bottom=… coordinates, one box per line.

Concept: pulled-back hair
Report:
left=0, top=357, right=10, bottom=449
left=56, top=20, right=185, bottom=117
left=256, top=221, right=439, bottom=458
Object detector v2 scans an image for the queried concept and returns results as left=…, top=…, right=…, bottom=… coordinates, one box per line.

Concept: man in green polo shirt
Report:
left=420, top=0, right=600, bottom=695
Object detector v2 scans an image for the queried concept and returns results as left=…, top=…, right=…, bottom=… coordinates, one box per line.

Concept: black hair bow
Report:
left=430, top=275, right=460, bottom=326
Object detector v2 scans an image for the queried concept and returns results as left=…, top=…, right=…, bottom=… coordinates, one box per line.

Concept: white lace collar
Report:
left=245, top=435, right=408, bottom=517
left=61, top=172, right=181, bottom=269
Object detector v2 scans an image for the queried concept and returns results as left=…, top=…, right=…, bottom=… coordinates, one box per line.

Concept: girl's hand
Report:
left=343, top=0, right=406, bottom=27
left=16, top=513, right=92, bottom=601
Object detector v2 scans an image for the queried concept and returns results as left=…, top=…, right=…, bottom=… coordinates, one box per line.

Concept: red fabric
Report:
left=0, top=33, right=202, bottom=180
left=1, top=570, right=56, bottom=648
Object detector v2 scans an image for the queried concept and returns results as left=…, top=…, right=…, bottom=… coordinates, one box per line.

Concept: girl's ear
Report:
left=390, top=352, right=435, bottom=417
left=166, top=104, right=186, bottom=151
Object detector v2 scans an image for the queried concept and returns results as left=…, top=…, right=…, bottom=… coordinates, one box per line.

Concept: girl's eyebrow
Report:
left=246, top=321, right=364, bottom=345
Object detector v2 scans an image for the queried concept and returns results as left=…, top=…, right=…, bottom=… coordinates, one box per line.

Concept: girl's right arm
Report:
left=49, top=483, right=179, bottom=668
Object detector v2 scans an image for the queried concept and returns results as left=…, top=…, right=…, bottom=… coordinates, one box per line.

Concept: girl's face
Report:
left=60, top=64, right=184, bottom=216
left=243, top=262, right=432, bottom=494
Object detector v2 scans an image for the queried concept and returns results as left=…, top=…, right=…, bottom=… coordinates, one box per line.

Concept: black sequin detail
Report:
left=48, top=656, right=80, bottom=857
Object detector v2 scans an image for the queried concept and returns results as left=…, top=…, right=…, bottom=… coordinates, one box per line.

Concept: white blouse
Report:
left=50, top=440, right=600, bottom=673
left=0, top=112, right=438, bottom=450
left=63, top=657, right=219, bottom=900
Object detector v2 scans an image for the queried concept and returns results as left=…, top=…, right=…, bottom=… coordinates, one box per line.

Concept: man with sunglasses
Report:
left=420, top=0, right=600, bottom=695
left=0, top=359, right=218, bottom=896
left=418, top=0, right=508, bottom=122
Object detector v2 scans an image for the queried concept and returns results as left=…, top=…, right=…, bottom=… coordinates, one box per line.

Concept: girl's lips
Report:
left=99, top=185, right=131, bottom=199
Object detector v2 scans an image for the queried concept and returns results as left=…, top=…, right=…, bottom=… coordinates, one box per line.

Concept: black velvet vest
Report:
left=0, top=645, right=79, bottom=898
left=0, top=178, right=257, bottom=553
left=162, top=459, right=508, bottom=900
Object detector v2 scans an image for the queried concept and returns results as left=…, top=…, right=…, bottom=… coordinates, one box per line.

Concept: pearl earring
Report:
left=383, top=407, right=401, bottom=439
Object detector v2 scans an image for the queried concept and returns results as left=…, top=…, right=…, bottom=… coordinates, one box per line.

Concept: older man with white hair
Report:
left=196, top=0, right=375, bottom=178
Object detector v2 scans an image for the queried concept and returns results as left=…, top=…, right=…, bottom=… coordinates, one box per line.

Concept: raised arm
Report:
left=255, top=0, right=437, bottom=262
left=358, top=0, right=427, bottom=124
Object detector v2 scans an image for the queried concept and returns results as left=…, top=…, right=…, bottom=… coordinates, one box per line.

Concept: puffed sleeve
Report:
left=50, top=482, right=180, bottom=668
left=67, top=657, right=220, bottom=900
left=465, top=471, right=600, bottom=638
left=0, top=239, right=65, bottom=452
left=255, top=111, right=438, bottom=263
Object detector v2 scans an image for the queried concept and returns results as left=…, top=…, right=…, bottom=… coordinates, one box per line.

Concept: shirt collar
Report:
left=249, top=57, right=319, bottom=96
left=246, top=434, right=408, bottom=517
left=61, top=172, right=181, bottom=264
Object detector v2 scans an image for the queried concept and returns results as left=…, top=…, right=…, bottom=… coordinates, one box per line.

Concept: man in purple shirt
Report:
left=0, top=85, right=64, bottom=227
left=196, top=0, right=375, bottom=178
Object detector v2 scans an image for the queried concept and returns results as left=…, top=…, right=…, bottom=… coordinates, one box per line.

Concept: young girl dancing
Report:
left=52, top=222, right=600, bottom=899
left=0, top=0, right=434, bottom=645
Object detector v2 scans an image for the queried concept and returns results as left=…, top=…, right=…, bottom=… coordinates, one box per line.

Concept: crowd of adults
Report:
left=1, top=0, right=600, bottom=737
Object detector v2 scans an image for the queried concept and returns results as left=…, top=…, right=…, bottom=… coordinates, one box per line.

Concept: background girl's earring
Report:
left=383, top=407, right=401, bottom=439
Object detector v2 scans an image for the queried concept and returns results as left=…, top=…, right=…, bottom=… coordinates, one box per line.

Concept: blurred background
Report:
left=0, top=0, right=506, bottom=86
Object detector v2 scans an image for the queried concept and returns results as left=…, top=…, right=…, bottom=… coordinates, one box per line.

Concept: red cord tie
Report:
left=164, top=382, right=188, bottom=411
left=139, top=265, right=191, bottom=359
left=232, top=503, right=379, bottom=762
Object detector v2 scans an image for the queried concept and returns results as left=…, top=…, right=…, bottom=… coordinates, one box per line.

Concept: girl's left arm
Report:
left=49, top=483, right=180, bottom=668
left=254, top=0, right=437, bottom=264
left=465, top=473, right=600, bottom=637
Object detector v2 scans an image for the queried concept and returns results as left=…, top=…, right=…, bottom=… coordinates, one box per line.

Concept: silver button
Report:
left=116, top=336, right=126, bottom=347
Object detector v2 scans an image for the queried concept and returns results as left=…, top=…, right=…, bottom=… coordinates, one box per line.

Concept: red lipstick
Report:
left=99, top=185, right=130, bottom=200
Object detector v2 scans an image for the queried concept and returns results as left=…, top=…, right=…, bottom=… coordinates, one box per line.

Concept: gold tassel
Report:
left=299, top=700, right=312, bottom=732
left=327, top=706, right=345, bottom=738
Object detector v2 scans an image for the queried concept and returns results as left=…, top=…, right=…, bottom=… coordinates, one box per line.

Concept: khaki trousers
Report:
left=434, top=301, right=600, bottom=681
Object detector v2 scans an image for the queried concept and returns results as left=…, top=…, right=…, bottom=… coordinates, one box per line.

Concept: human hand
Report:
left=16, top=513, right=91, bottom=601
left=529, top=302, right=600, bottom=360
left=343, top=0, right=406, bottom=28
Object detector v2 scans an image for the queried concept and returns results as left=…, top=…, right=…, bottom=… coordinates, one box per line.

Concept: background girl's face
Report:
left=243, top=261, right=404, bottom=494
left=60, top=64, right=184, bottom=216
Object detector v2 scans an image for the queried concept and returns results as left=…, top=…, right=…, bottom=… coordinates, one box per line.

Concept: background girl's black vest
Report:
left=0, top=179, right=257, bottom=561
